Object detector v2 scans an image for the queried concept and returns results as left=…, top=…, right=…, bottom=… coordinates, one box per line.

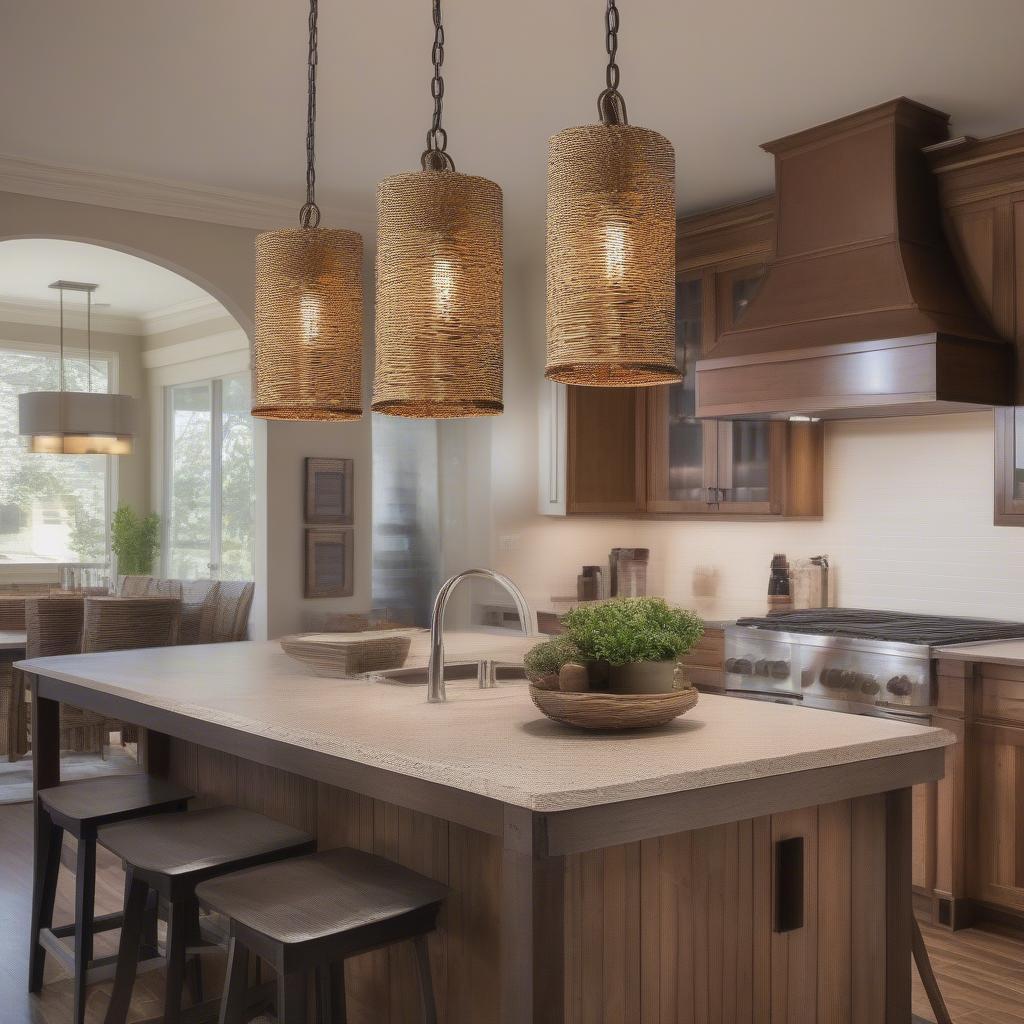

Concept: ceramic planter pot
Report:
left=608, top=658, right=681, bottom=694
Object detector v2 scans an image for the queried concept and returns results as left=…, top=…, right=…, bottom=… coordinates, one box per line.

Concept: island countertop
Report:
left=18, top=635, right=952, bottom=813
left=936, top=637, right=1024, bottom=666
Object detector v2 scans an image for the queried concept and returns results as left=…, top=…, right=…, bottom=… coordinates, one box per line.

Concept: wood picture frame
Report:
left=304, top=528, right=354, bottom=598
left=305, top=457, right=354, bottom=525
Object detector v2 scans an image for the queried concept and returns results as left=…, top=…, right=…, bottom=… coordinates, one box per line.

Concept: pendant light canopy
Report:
left=545, top=1, right=679, bottom=387
left=372, top=0, right=503, bottom=418
left=252, top=0, right=363, bottom=421
left=19, top=282, right=136, bottom=455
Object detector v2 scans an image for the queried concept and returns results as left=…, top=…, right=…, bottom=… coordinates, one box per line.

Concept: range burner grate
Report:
left=735, top=607, right=1024, bottom=647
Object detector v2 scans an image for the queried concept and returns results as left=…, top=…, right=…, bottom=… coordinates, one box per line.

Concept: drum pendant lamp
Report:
left=19, top=282, right=136, bottom=455
left=372, top=0, right=503, bottom=418
left=252, top=0, right=364, bottom=421
left=545, top=0, right=680, bottom=387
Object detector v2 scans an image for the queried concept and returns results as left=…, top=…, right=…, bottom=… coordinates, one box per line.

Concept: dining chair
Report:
left=199, top=581, right=254, bottom=643
left=81, top=597, right=181, bottom=654
left=24, top=598, right=107, bottom=755
left=119, top=576, right=183, bottom=600
left=177, top=579, right=219, bottom=645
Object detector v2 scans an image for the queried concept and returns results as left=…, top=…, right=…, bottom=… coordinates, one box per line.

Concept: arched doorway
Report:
left=0, top=237, right=264, bottom=633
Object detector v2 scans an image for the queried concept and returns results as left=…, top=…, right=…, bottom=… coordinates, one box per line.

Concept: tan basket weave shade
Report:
left=253, top=227, right=364, bottom=420
left=545, top=124, right=680, bottom=387
left=373, top=170, right=503, bottom=418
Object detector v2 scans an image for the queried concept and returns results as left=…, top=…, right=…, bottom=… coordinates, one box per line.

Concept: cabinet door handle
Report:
left=774, top=836, right=805, bottom=933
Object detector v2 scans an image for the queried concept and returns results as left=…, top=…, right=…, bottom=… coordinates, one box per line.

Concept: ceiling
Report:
left=2, top=0, right=1024, bottom=230
left=0, top=239, right=213, bottom=316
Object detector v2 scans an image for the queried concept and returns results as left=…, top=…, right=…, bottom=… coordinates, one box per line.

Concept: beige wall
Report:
left=0, top=189, right=374, bottom=638
left=478, top=229, right=1024, bottom=623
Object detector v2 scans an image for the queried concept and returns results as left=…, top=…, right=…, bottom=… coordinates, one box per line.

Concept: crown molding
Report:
left=0, top=297, right=143, bottom=335
left=141, top=326, right=249, bottom=370
left=0, top=153, right=374, bottom=234
left=140, top=296, right=231, bottom=336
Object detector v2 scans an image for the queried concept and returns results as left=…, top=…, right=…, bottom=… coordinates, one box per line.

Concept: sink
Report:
left=370, top=659, right=527, bottom=686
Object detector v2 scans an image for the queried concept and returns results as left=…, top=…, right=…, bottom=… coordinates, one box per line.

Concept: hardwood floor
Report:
left=0, top=799, right=1021, bottom=1022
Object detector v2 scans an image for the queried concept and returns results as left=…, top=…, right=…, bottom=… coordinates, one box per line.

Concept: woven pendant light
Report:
left=372, top=0, right=503, bottom=418
left=545, top=1, right=679, bottom=387
left=252, top=0, right=363, bottom=421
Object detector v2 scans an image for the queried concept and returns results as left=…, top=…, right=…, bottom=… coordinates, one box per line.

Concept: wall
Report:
left=481, top=228, right=1024, bottom=624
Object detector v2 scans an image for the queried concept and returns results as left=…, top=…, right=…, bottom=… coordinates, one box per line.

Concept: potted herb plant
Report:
left=110, top=503, right=161, bottom=576
left=561, top=597, right=704, bottom=694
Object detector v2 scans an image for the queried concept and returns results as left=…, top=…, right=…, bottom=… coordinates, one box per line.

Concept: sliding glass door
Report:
left=165, top=373, right=254, bottom=580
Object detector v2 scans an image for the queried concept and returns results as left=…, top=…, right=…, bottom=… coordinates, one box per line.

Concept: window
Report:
left=165, top=373, right=255, bottom=580
left=0, top=347, right=111, bottom=564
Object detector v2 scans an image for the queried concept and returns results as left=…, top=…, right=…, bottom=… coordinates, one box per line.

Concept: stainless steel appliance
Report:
left=724, top=608, right=1024, bottom=720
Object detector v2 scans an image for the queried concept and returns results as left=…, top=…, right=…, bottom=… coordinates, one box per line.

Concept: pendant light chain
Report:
left=58, top=286, right=64, bottom=393
left=598, top=0, right=628, bottom=125
left=86, top=289, right=93, bottom=394
left=421, top=0, right=455, bottom=171
left=299, top=0, right=321, bottom=228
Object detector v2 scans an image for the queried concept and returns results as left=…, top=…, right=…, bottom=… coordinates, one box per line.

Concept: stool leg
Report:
left=413, top=936, right=437, bottom=1024
left=316, top=962, right=347, bottom=1024
left=73, top=833, right=97, bottom=1024
left=163, top=897, right=189, bottom=1024
left=218, top=937, right=249, bottom=1024
left=278, top=970, right=308, bottom=1024
left=103, top=872, right=148, bottom=1024
left=28, top=816, right=63, bottom=992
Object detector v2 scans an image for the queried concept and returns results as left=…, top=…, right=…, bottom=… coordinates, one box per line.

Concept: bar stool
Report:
left=196, top=848, right=449, bottom=1024
left=30, top=775, right=193, bottom=1024
left=100, top=806, right=315, bottom=1024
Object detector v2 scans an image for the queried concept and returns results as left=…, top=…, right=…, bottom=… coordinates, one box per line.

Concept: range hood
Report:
left=694, top=98, right=1014, bottom=420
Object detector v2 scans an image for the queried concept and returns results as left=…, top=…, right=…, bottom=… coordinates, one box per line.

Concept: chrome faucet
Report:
left=427, top=569, right=535, bottom=703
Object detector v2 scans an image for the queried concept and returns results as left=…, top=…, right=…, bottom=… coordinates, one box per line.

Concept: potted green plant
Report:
left=561, top=597, right=704, bottom=694
left=110, top=503, right=161, bottom=576
left=523, top=636, right=583, bottom=690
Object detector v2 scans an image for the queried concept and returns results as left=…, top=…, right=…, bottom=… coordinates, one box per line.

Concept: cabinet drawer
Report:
left=978, top=664, right=1024, bottom=725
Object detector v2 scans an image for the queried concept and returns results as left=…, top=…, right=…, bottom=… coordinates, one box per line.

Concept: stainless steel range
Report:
left=724, top=609, right=1024, bottom=720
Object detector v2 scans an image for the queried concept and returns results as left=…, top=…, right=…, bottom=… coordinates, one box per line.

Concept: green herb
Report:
left=523, top=636, right=582, bottom=680
left=561, top=597, right=704, bottom=666
left=110, top=503, right=160, bottom=575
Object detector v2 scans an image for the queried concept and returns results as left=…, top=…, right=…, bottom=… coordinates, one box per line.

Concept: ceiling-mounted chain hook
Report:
left=299, top=0, right=322, bottom=227
left=597, top=0, right=628, bottom=126
left=420, top=0, right=457, bottom=171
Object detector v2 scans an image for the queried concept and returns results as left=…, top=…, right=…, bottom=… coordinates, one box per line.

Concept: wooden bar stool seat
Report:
left=196, top=848, right=449, bottom=1024
left=99, top=806, right=315, bottom=1024
left=31, top=775, right=193, bottom=1024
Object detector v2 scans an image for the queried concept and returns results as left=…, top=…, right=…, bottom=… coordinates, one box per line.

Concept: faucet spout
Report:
left=427, top=569, right=535, bottom=703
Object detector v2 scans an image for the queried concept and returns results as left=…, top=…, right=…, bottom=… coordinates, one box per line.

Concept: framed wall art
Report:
left=305, top=457, right=354, bottom=525
left=304, top=528, right=354, bottom=598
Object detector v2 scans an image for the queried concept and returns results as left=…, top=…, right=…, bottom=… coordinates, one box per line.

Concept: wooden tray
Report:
left=528, top=684, right=699, bottom=731
left=280, top=630, right=420, bottom=677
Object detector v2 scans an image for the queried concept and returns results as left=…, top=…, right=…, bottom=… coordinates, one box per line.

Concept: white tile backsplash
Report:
left=495, top=411, right=1024, bottom=623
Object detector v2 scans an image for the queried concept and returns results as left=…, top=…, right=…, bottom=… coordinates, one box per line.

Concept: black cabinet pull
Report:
left=774, top=836, right=804, bottom=933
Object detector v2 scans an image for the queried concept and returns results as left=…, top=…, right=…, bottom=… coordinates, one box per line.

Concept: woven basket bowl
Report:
left=280, top=631, right=415, bottom=678
left=529, top=684, right=699, bottom=731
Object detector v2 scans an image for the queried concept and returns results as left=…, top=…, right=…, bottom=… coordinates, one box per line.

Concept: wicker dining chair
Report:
left=119, top=576, right=183, bottom=600
left=24, top=598, right=108, bottom=755
left=0, top=596, right=27, bottom=630
left=1, top=655, right=28, bottom=762
left=177, top=579, right=219, bottom=645
left=81, top=597, right=181, bottom=653
left=199, top=581, right=254, bottom=643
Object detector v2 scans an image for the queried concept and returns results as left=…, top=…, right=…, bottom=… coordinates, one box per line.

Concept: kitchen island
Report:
left=20, top=638, right=952, bottom=1023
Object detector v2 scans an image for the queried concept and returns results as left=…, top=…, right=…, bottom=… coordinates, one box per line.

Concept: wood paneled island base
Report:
left=20, top=641, right=951, bottom=1023
left=167, top=740, right=920, bottom=1024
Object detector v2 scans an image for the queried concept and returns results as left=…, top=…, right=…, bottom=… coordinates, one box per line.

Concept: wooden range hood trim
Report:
left=695, top=98, right=1013, bottom=419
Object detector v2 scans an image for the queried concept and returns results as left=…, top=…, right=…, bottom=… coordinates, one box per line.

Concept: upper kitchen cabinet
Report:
left=929, top=130, right=1024, bottom=525
left=539, top=197, right=824, bottom=518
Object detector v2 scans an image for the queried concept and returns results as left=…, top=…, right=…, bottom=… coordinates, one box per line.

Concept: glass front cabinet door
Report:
left=648, top=263, right=779, bottom=514
left=996, top=407, right=1024, bottom=525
